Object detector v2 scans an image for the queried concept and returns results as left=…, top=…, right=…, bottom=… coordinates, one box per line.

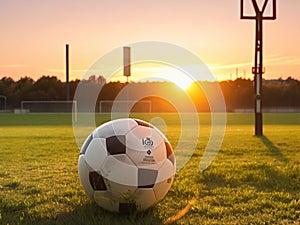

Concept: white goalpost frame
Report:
left=20, top=100, right=77, bottom=122
left=99, top=100, right=152, bottom=113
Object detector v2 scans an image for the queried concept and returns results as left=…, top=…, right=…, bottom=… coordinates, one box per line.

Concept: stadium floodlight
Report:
left=123, top=46, right=131, bottom=83
left=240, top=0, right=276, bottom=136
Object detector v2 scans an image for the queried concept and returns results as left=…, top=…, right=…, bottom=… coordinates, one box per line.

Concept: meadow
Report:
left=0, top=113, right=299, bottom=225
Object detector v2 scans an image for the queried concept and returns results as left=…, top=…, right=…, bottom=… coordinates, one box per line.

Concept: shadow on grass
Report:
left=259, top=135, right=289, bottom=163
left=200, top=136, right=299, bottom=192
left=55, top=202, right=165, bottom=225
left=1, top=201, right=166, bottom=225
left=201, top=163, right=299, bottom=193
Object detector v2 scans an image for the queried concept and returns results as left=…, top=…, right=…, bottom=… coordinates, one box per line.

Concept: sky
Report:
left=0, top=0, right=299, bottom=83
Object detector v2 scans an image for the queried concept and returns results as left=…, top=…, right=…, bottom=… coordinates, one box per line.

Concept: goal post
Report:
left=21, top=100, right=77, bottom=112
left=99, top=100, right=152, bottom=113
left=20, top=100, right=77, bottom=121
left=20, top=100, right=78, bottom=121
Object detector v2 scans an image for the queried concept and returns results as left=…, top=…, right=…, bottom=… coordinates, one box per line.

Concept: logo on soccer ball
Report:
left=142, top=137, right=154, bottom=148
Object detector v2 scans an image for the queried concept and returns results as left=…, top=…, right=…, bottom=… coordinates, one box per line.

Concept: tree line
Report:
left=0, top=75, right=299, bottom=112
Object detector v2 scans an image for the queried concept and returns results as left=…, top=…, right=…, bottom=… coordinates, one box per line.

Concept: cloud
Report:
left=208, top=62, right=253, bottom=71
left=208, top=55, right=300, bottom=72
left=264, top=55, right=300, bottom=66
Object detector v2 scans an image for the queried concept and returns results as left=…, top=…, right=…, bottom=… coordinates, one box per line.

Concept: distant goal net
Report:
left=21, top=100, right=77, bottom=113
left=99, top=100, right=152, bottom=113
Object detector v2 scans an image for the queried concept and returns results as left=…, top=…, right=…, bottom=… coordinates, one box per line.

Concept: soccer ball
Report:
left=78, top=118, right=176, bottom=213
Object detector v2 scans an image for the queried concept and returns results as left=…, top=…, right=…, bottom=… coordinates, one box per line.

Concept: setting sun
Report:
left=171, top=74, right=193, bottom=90
left=109, top=62, right=195, bottom=90
left=150, top=66, right=194, bottom=91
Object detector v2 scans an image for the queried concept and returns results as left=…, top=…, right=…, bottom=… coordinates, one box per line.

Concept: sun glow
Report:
left=109, top=62, right=195, bottom=91
left=131, top=63, right=194, bottom=91
left=168, top=72, right=193, bottom=90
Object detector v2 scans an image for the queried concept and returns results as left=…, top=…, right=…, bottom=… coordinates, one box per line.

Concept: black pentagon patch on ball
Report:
left=165, top=141, right=175, bottom=165
left=119, top=202, right=137, bottom=213
left=80, top=134, right=93, bottom=155
left=165, top=141, right=173, bottom=157
left=138, top=168, right=158, bottom=188
left=106, top=135, right=126, bottom=155
left=89, top=171, right=107, bottom=191
left=134, top=119, right=153, bottom=128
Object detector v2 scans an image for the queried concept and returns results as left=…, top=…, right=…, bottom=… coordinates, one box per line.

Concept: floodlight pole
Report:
left=240, top=0, right=276, bottom=136
left=254, top=15, right=264, bottom=136
left=66, top=44, right=70, bottom=101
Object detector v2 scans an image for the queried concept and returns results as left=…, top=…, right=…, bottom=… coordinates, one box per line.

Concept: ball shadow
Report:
left=54, top=201, right=165, bottom=225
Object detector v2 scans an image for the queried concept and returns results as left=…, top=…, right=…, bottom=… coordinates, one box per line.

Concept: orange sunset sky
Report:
left=0, top=0, right=299, bottom=82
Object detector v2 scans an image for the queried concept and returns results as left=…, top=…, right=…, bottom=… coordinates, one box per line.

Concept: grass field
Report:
left=0, top=113, right=299, bottom=225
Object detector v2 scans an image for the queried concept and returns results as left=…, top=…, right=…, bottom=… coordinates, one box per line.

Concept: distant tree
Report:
left=263, top=78, right=300, bottom=108
left=97, top=75, right=106, bottom=85
left=86, top=75, right=107, bottom=85
left=32, top=76, right=64, bottom=100
left=0, top=77, right=15, bottom=95
left=14, top=77, right=34, bottom=100
left=0, top=77, right=17, bottom=107
left=0, top=75, right=299, bottom=110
